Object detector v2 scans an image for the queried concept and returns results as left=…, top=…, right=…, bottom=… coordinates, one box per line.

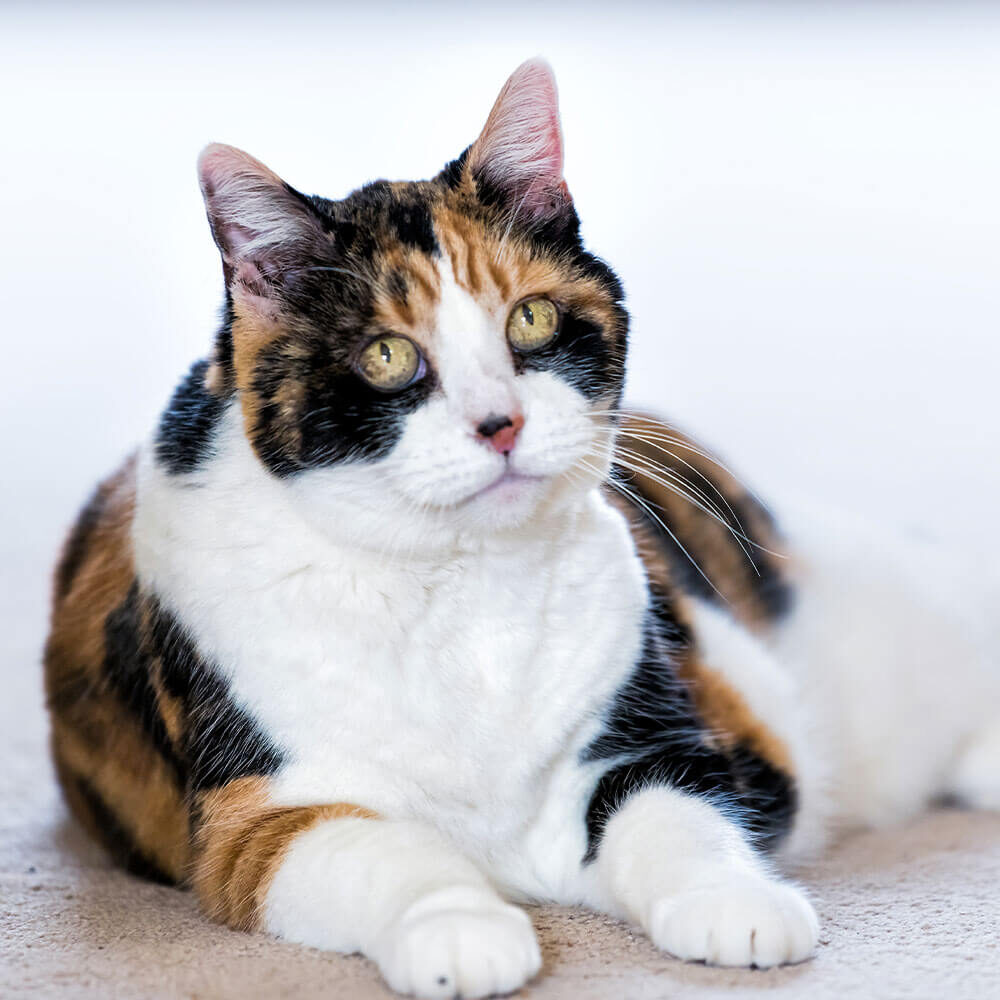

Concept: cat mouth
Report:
left=466, top=469, right=546, bottom=503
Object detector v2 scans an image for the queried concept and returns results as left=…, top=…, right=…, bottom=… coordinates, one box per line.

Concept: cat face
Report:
left=197, top=60, right=628, bottom=550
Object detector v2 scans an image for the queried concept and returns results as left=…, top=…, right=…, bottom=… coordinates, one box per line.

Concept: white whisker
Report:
left=610, top=449, right=762, bottom=572
left=577, top=455, right=729, bottom=604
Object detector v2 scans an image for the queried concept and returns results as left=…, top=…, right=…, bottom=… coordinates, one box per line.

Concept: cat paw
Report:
left=648, top=876, right=818, bottom=968
left=375, top=886, right=542, bottom=999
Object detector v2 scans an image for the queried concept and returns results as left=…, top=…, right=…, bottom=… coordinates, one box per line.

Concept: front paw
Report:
left=374, top=886, right=542, bottom=999
left=649, top=876, right=818, bottom=968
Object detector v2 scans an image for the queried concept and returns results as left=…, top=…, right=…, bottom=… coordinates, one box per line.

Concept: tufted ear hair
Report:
left=466, top=58, right=571, bottom=225
left=197, top=143, right=327, bottom=296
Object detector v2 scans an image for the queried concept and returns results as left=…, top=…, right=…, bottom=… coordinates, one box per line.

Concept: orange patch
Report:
left=372, top=247, right=441, bottom=341
left=148, top=659, right=186, bottom=750
left=46, top=455, right=189, bottom=883
left=431, top=202, right=624, bottom=349
left=45, top=457, right=137, bottom=705
left=675, top=652, right=794, bottom=777
left=52, top=711, right=190, bottom=880
left=230, top=310, right=286, bottom=437
left=192, top=776, right=378, bottom=931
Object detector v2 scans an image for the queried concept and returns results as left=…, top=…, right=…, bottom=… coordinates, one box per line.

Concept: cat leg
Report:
left=191, top=782, right=540, bottom=999
left=590, top=786, right=818, bottom=968
left=949, top=719, right=1000, bottom=811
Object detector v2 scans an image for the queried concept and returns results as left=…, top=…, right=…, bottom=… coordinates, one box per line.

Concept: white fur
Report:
left=769, top=498, right=1000, bottom=835
left=592, top=787, right=817, bottom=967
left=266, top=819, right=540, bottom=999
left=375, top=886, right=541, bottom=999
left=132, top=239, right=998, bottom=996
left=135, top=405, right=644, bottom=898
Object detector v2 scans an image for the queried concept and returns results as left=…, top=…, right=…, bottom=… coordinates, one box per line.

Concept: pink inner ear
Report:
left=197, top=143, right=310, bottom=268
left=469, top=59, right=568, bottom=219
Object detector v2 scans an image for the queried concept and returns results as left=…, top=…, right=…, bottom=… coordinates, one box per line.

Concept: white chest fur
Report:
left=132, top=407, right=648, bottom=891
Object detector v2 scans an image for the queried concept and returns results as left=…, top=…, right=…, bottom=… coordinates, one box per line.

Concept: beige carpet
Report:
left=3, top=585, right=1000, bottom=1000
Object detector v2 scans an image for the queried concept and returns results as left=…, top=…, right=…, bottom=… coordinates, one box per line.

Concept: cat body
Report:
left=45, top=60, right=998, bottom=999
left=768, top=499, right=1000, bottom=830
left=135, top=404, right=649, bottom=907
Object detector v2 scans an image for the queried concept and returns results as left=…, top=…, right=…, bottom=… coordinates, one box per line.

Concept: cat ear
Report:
left=197, top=143, right=325, bottom=296
left=467, top=58, right=571, bottom=224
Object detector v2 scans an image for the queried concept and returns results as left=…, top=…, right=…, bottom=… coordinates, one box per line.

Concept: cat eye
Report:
left=356, top=335, right=424, bottom=392
left=507, top=297, right=559, bottom=353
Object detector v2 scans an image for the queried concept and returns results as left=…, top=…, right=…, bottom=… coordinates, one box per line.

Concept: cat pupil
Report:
left=522, top=304, right=534, bottom=326
left=380, top=342, right=392, bottom=364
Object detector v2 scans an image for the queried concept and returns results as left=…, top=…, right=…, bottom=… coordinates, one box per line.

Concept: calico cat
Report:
left=45, top=59, right=1000, bottom=999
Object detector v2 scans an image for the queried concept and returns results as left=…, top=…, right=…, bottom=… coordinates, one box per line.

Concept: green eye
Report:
left=507, top=297, right=559, bottom=352
left=357, top=335, right=422, bottom=391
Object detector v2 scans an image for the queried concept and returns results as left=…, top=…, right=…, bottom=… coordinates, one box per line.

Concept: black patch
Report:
left=102, top=584, right=283, bottom=793
left=581, top=606, right=796, bottom=863
left=154, top=360, right=228, bottom=475
left=103, top=584, right=187, bottom=782
left=385, top=268, right=408, bottom=303
left=197, top=180, right=448, bottom=479
left=727, top=745, right=798, bottom=851
left=634, top=486, right=721, bottom=608
left=535, top=208, right=582, bottom=251
left=439, top=147, right=469, bottom=190
left=324, top=214, right=361, bottom=256
left=581, top=611, right=737, bottom=862
left=757, top=570, right=793, bottom=620
left=387, top=199, right=437, bottom=254
left=519, top=312, right=620, bottom=403
left=328, top=181, right=439, bottom=255
left=147, top=595, right=284, bottom=792
left=211, top=297, right=237, bottom=395
left=470, top=167, right=582, bottom=254
left=54, top=484, right=106, bottom=602
left=248, top=334, right=437, bottom=477
left=72, top=772, right=175, bottom=885
left=727, top=494, right=794, bottom=620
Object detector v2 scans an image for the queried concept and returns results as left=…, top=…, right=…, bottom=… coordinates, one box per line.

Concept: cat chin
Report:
left=464, top=469, right=545, bottom=506
left=387, top=472, right=575, bottom=544
left=454, top=472, right=553, bottom=530
left=416, top=454, right=607, bottom=544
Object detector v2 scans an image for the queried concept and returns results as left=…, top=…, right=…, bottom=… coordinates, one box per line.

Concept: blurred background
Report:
left=2, top=1, right=998, bottom=706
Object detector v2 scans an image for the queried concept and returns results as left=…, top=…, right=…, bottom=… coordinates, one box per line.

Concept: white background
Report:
left=2, top=2, right=998, bottom=671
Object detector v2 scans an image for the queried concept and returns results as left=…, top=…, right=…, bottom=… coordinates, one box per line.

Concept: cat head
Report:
left=190, top=59, right=628, bottom=552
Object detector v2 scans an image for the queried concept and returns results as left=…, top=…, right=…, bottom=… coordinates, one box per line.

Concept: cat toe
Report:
left=649, top=876, right=818, bottom=969
left=375, top=887, right=541, bottom=999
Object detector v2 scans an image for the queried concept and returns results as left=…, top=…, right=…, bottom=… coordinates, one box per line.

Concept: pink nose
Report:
left=476, top=413, right=524, bottom=455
